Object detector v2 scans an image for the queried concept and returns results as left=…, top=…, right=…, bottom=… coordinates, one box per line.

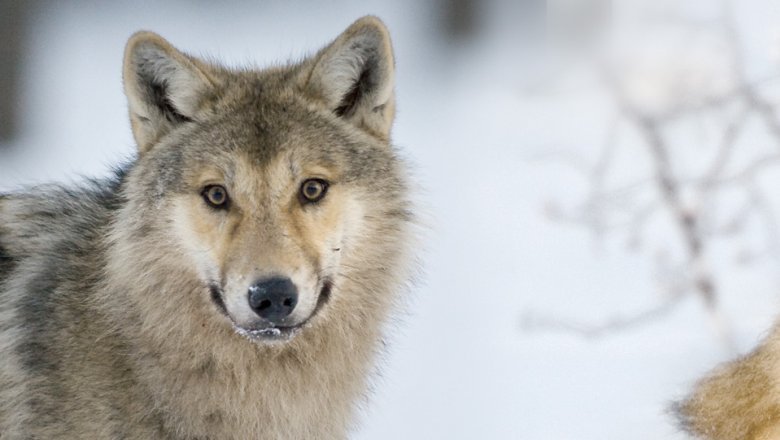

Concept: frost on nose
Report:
left=247, top=277, right=298, bottom=323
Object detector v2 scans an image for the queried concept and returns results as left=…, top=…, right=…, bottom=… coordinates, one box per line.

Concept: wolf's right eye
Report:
left=300, top=179, right=329, bottom=204
left=202, top=185, right=230, bottom=209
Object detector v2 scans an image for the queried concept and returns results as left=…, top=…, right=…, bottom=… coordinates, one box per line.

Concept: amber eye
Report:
left=300, top=179, right=329, bottom=203
left=202, top=185, right=229, bottom=209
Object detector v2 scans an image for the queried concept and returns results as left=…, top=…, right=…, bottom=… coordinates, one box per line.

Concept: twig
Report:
left=520, top=295, right=684, bottom=339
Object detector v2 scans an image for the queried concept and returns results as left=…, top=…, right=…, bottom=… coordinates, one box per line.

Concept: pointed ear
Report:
left=123, top=31, right=215, bottom=153
left=304, top=16, right=396, bottom=141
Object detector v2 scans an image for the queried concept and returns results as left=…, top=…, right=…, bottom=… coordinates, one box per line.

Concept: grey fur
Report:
left=0, top=16, right=414, bottom=439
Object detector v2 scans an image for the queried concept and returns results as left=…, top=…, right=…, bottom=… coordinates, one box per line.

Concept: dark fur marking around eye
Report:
left=150, top=80, right=192, bottom=124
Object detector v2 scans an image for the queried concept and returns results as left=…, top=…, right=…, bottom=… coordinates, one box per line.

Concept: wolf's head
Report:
left=110, top=17, right=412, bottom=346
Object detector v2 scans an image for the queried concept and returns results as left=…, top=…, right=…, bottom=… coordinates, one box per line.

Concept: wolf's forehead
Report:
left=185, top=87, right=385, bottom=184
left=231, top=149, right=338, bottom=184
left=225, top=127, right=345, bottom=176
left=209, top=94, right=340, bottom=158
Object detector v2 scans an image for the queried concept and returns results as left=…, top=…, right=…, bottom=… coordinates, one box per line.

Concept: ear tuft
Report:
left=123, top=31, right=214, bottom=153
left=305, top=16, right=396, bottom=140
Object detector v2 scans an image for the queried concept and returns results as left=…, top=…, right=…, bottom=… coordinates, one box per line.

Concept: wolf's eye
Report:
left=202, top=185, right=229, bottom=209
left=300, top=179, right=329, bottom=203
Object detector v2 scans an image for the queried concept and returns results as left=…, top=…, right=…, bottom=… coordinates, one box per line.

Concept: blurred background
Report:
left=2, top=1, right=780, bottom=438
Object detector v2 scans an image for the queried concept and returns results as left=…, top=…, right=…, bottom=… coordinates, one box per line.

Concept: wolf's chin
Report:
left=231, top=323, right=300, bottom=343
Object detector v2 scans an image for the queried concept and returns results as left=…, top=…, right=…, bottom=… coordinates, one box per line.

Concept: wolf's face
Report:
left=116, top=18, right=409, bottom=343
left=161, top=109, right=370, bottom=341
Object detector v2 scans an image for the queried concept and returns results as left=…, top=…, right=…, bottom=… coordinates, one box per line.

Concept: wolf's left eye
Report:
left=202, top=185, right=230, bottom=209
left=300, top=179, right=329, bottom=203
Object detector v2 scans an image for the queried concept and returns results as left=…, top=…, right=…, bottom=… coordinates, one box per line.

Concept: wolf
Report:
left=0, top=16, right=415, bottom=439
left=676, top=328, right=780, bottom=439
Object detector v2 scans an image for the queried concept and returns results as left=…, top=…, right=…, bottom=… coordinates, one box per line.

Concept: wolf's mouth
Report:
left=210, top=280, right=333, bottom=343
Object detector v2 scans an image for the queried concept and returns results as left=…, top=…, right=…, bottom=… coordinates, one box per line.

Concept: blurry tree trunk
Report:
left=0, top=0, right=28, bottom=144
left=440, top=0, right=478, bottom=40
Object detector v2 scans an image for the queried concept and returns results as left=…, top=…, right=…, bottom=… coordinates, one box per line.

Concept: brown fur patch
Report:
left=679, top=332, right=780, bottom=439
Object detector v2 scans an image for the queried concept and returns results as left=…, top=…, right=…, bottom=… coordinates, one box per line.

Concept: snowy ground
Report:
left=2, top=1, right=780, bottom=439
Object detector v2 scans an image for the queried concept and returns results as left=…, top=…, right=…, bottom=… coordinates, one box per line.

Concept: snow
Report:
left=2, top=1, right=780, bottom=439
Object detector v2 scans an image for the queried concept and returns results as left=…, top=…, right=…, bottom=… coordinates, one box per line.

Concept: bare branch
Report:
left=526, top=0, right=780, bottom=348
left=520, top=296, right=684, bottom=339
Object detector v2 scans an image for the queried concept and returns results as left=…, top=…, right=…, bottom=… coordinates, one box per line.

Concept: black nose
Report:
left=247, top=277, right=298, bottom=323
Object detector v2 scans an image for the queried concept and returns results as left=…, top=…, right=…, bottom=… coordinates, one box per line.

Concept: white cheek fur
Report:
left=169, top=199, right=221, bottom=283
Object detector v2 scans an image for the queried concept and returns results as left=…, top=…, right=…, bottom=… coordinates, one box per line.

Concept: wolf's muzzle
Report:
left=247, top=277, right=298, bottom=323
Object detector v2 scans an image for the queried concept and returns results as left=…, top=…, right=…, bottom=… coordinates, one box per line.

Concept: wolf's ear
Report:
left=123, top=32, right=215, bottom=154
left=303, top=16, right=396, bottom=141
